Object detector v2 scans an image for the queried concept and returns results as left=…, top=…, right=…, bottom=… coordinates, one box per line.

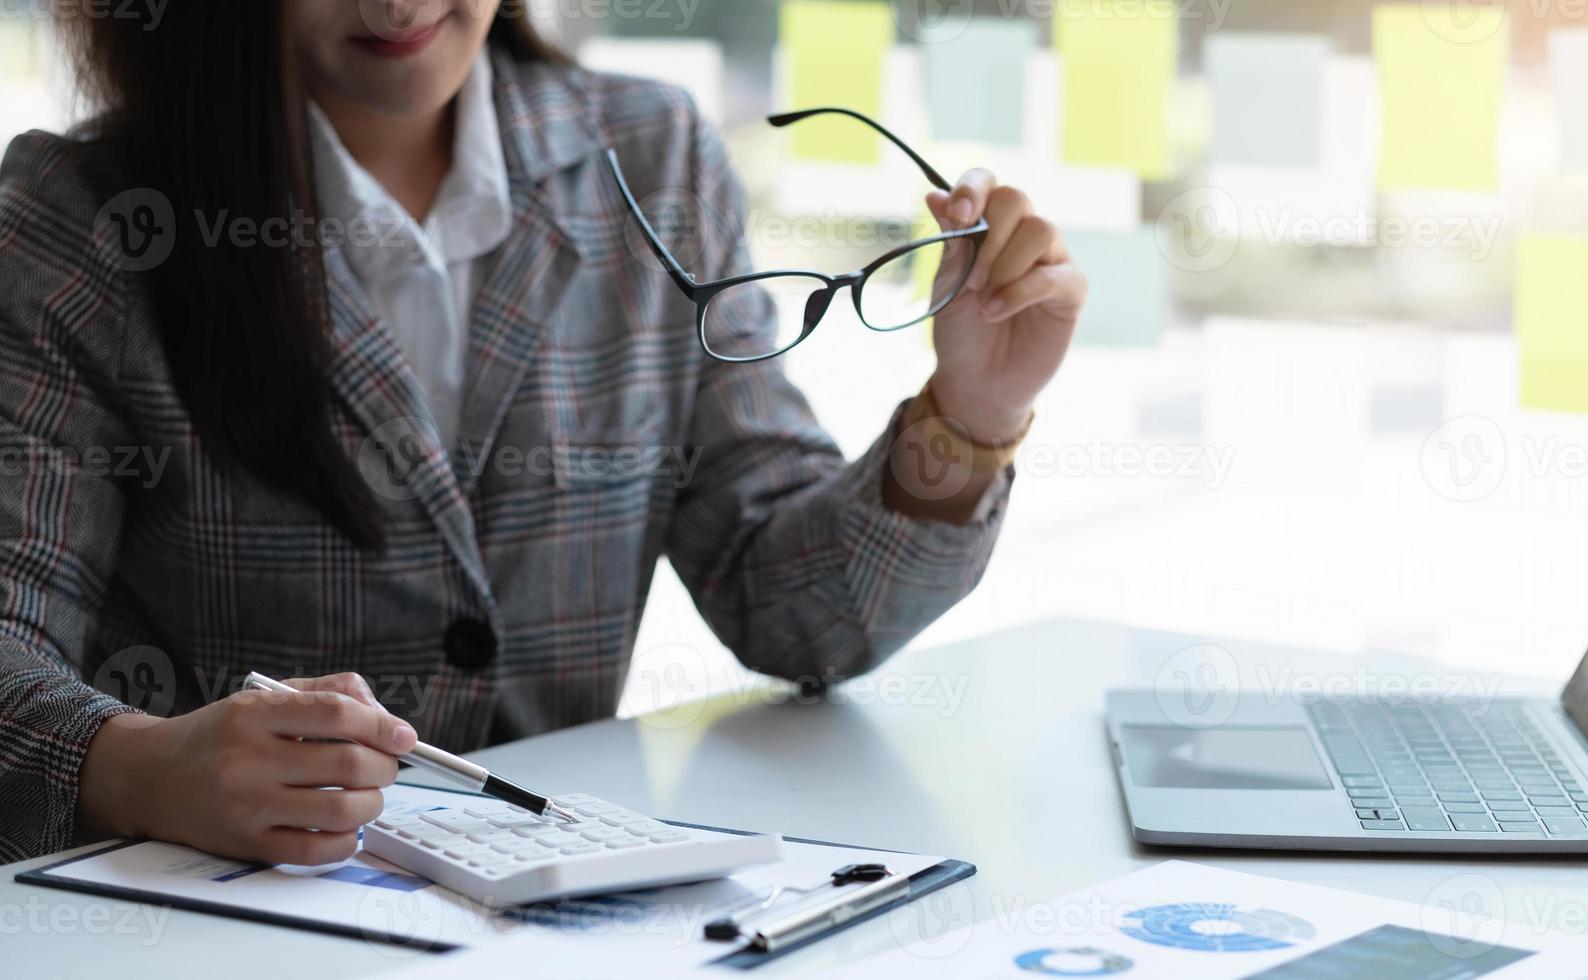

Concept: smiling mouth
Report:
left=348, top=14, right=449, bottom=59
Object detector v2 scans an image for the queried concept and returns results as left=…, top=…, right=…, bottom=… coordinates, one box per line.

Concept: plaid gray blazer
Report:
left=0, top=53, right=1009, bottom=861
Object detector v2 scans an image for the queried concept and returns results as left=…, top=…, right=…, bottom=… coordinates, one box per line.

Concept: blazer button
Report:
left=444, top=618, right=497, bottom=670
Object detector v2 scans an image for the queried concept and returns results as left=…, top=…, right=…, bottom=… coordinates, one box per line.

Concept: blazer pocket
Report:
left=550, top=414, right=677, bottom=490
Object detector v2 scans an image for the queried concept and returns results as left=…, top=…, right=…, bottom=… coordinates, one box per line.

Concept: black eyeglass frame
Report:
left=605, top=107, right=990, bottom=363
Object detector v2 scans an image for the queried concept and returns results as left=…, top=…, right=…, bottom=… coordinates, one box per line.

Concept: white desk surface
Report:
left=6, top=617, right=1584, bottom=977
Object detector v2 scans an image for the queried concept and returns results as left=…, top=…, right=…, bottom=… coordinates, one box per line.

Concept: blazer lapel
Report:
left=320, top=54, right=603, bottom=614
left=451, top=53, right=599, bottom=497
left=323, top=249, right=497, bottom=612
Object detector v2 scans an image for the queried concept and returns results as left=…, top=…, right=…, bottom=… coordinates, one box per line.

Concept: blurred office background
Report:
left=5, top=0, right=1588, bottom=713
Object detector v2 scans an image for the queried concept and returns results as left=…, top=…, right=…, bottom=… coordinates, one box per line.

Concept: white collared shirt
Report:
left=307, top=52, right=512, bottom=449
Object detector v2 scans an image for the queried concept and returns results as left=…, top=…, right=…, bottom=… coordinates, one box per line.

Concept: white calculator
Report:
left=363, top=793, right=783, bottom=907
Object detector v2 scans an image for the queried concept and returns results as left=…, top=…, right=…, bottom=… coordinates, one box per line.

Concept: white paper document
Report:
left=824, top=861, right=1585, bottom=979
left=27, top=783, right=946, bottom=959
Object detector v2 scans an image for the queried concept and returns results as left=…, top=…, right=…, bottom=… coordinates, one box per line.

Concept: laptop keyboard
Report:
left=1307, top=700, right=1588, bottom=837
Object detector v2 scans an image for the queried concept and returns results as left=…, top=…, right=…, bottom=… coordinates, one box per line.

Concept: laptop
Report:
left=1105, top=652, right=1588, bottom=852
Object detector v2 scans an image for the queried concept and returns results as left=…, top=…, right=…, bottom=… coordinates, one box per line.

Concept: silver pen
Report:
left=242, top=671, right=577, bottom=823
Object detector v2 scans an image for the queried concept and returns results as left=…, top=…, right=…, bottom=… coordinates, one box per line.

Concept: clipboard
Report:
left=16, top=782, right=975, bottom=967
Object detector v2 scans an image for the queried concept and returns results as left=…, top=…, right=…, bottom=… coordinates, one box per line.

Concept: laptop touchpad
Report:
left=1120, top=726, right=1332, bottom=790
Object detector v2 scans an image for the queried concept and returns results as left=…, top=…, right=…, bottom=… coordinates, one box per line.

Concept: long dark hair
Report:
left=56, top=1, right=563, bottom=551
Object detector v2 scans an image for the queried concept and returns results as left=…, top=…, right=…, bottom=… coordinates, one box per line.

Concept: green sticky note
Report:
left=1374, top=4, right=1508, bottom=192
left=1517, top=235, right=1588, bottom=414
left=782, top=1, right=893, bottom=165
left=1055, top=0, right=1178, bottom=180
left=921, top=17, right=1033, bottom=147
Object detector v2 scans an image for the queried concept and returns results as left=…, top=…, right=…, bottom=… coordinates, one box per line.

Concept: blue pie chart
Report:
left=1014, top=946, right=1134, bottom=976
left=1121, top=902, right=1316, bottom=952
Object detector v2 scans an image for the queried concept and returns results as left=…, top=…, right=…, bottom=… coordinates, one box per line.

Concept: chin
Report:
left=351, top=57, right=472, bottom=117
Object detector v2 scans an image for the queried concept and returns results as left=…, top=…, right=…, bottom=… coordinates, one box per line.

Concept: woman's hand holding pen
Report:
left=78, top=673, right=416, bottom=865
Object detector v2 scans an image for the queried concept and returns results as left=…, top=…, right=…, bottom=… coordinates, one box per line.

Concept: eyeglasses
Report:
left=606, top=108, right=989, bottom=363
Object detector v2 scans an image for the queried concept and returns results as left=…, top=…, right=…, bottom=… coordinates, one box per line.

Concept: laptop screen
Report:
left=1560, top=651, right=1588, bottom=736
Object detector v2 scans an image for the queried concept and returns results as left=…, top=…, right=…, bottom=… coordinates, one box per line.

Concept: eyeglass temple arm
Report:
left=604, top=149, right=697, bottom=295
left=767, top=108, right=954, bottom=192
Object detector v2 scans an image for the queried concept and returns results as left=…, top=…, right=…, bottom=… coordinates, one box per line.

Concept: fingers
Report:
left=966, top=185, right=1033, bottom=293
left=255, top=828, right=363, bottom=867
left=283, top=672, right=378, bottom=707
left=984, top=214, right=1066, bottom=296
left=261, top=787, right=387, bottom=836
left=236, top=688, right=417, bottom=754
left=943, top=168, right=996, bottom=229
left=277, top=741, right=401, bottom=790
left=982, top=263, right=1089, bottom=324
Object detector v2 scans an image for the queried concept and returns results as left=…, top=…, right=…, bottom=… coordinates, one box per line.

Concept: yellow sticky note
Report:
left=1517, top=235, right=1588, bottom=413
left=782, top=1, right=892, bottom=165
left=0, top=17, right=37, bottom=78
left=1055, top=0, right=1178, bottom=180
left=1374, top=5, right=1508, bottom=192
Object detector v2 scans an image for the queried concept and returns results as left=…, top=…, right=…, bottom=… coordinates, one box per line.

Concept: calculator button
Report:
left=422, top=812, right=492, bottom=834
left=513, top=825, right=562, bottom=839
left=627, top=820, right=670, bottom=835
left=648, top=831, right=690, bottom=844
left=601, top=812, right=647, bottom=827
left=488, top=813, right=545, bottom=829
left=604, top=838, right=646, bottom=849
left=574, top=802, right=619, bottom=817
left=553, top=794, right=599, bottom=806
left=559, top=842, right=601, bottom=855
left=464, top=805, right=513, bottom=819
left=580, top=827, right=630, bottom=843
left=444, top=843, right=495, bottom=860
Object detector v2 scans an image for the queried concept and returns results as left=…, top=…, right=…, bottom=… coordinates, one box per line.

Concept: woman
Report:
left=0, top=0, right=1084, bottom=864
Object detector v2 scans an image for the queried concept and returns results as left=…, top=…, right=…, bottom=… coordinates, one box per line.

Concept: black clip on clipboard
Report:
left=705, top=862, right=901, bottom=951
left=704, top=860, right=962, bottom=967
